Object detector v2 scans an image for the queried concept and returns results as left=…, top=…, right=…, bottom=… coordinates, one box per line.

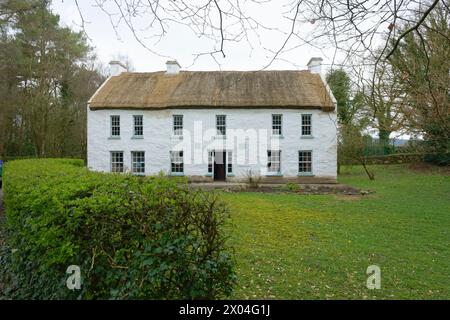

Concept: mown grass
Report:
left=223, top=164, right=450, bottom=299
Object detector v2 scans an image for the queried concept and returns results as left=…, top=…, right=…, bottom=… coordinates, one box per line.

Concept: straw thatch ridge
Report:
left=89, top=70, right=335, bottom=111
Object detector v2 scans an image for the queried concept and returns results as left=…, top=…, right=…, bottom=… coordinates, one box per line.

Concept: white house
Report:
left=87, top=58, right=338, bottom=183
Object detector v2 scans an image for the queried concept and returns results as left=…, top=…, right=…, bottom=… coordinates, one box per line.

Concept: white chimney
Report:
left=307, top=57, right=323, bottom=75
left=166, top=60, right=181, bottom=75
left=109, top=61, right=127, bottom=77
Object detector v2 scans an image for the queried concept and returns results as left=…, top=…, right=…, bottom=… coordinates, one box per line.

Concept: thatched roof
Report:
left=88, top=70, right=335, bottom=111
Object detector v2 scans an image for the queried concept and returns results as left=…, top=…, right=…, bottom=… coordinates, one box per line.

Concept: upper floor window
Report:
left=170, top=151, right=184, bottom=174
left=301, top=114, right=312, bottom=136
left=133, top=115, right=143, bottom=137
left=131, top=151, right=145, bottom=174
left=267, top=150, right=281, bottom=174
left=111, top=115, right=120, bottom=137
left=272, top=114, right=282, bottom=135
left=216, top=115, right=226, bottom=136
left=111, top=151, right=123, bottom=172
left=298, top=150, right=312, bottom=174
left=173, top=115, right=183, bottom=136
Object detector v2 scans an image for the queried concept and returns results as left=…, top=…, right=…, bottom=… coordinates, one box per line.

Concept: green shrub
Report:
left=283, top=183, right=300, bottom=192
left=424, top=152, right=450, bottom=166
left=2, top=159, right=235, bottom=299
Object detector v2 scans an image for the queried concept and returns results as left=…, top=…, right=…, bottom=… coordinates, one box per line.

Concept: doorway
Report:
left=214, top=151, right=226, bottom=181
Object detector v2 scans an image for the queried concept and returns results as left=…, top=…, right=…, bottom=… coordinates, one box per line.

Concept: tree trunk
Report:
left=379, top=129, right=392, bottom=155
left=361, top=158, right=375, bottom=180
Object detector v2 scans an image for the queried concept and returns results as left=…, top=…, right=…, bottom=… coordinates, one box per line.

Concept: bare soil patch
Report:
left=334, top=194, right=363, bottom=201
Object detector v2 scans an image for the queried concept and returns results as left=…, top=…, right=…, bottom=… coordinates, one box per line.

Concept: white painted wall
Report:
left=87, top=108, right=337, bottom=181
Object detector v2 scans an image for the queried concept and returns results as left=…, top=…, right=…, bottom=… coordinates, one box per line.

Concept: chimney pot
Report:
left=109, top=61, right=127, bottom=77
left=166, top=60, right=181, bottom=75
left=307, top=57, right=323, bottom=75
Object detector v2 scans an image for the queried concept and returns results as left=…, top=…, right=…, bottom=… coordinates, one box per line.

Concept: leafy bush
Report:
left=283, top=183, right=300, bottom=192
left=1, top=159, right=235, bottom=299
left=424, top=152, right=450, bottom=166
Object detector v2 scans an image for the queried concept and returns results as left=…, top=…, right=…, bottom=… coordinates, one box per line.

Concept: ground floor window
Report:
left=267, top=150, right=281, bottom=173
left=111, top=151, right=124, bottom=172
left=227, top=151, right=233, bottom=174
left=208, top=151, right=213, bottom=174
left=131, top=151, right=145, bottom=174
left=170, top=151, right=184, bottom=174
left=298, top=150, right=312, bottom=174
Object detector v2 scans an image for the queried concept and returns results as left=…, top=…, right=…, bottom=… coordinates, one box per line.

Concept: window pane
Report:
left=272, top=114, right=282, bottom=135
left=111, top=151, right=123, bottom=172
left=208, top=151, right=213, bottom=173
left=227, top=151, right=233, bottom=173
left=111, top=115, right=120, bottom=136
left=302, top=114, right=312, bottom=136
left=170, top=151, right=184, bottom=173
left=132, top=151, right=145, bottom=173
left=299, top=151, right=312, bottom=173
left=267, top=150, right=281, bottom=173
left=133, top=115, right=143, bottom=136
left=216, top=115, right=226, bottom=135
left=173, top=115, right=183, bottom=135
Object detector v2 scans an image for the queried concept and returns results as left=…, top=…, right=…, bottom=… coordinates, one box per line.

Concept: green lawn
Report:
left=223, top=164, right=450, bottom=299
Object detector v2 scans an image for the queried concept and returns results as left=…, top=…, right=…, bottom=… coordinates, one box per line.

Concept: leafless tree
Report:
left=74, top=0, right=449, bottom=70
left=358, top=58, right=406, bottom=147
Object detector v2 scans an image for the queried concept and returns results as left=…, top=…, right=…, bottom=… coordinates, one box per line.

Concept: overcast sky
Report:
left=51, top=0, right=340, bottom=73
left=50, top=1, right=411, bottom=140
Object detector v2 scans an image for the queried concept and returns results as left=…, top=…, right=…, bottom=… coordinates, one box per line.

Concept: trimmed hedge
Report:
left=1, top=159, right=235, bottom=299
left=424, top=152, right=450, bottom=166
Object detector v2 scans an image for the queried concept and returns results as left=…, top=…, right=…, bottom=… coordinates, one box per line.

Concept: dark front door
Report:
left=214, top=151, right=226, bottom=181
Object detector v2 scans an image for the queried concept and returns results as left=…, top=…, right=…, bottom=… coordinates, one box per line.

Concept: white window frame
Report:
left=110, top=115, right=120, bottom=137
left=216, top=115, right=226, bottom=136
left=133, top=115, right=143, bottom=137
left=173, top=115, right=183, bottom=136
left=298, top=150, right=313, bottom=174
left=110, top=151, right=124, bottom=173
left=170, top=151, right=184, bottom=174
left=301, top=114, right=312, bottom=136
left=272, top=114, right=282, bottom=136
left=207, top=151, right=214, bottom=175
left=267, top=150, right=281, bottom=174
left=227, top=151, right=233, bottom=174
left=131, top=151, right=145, bottom=174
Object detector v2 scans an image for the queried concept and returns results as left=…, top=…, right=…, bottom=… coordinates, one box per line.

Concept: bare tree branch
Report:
left=386, top=0, right=440, bottom=60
